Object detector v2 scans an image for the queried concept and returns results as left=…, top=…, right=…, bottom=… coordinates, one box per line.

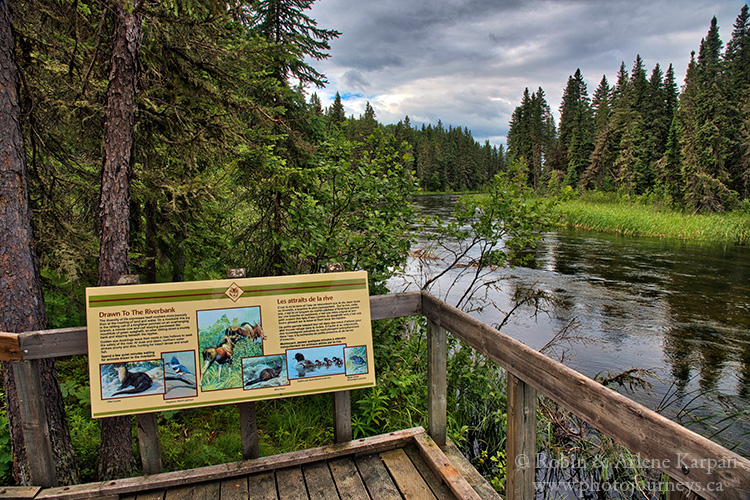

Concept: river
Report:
left=390, top=194, right=750, bottom=456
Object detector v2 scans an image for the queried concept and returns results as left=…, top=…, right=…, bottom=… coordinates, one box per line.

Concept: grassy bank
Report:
left=554, top=199, right=750, bottom=245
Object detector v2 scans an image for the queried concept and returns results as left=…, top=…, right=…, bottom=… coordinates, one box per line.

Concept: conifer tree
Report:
left=507, top=87, right=555, bottom=190
left=328, top=91, right=346, bottom=128
left=658, top=116, right=684, bottom=203
left=688, top=17, right=734, bottom=210
left=723, top=5, right=750, bottom=196
left=1, top=0, right=79, bottom=485
left=592, top=75, right=612, bottom=135
left=249, top=0, right=340, bottom=87
left=558, top=69, right=594, bottom=187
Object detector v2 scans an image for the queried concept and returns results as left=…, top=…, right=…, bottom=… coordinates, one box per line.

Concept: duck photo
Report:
left=286, top=345, right=346, bottom=380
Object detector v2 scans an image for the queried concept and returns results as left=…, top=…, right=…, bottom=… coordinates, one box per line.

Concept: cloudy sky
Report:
left=308, top=0, right=747, bottom=147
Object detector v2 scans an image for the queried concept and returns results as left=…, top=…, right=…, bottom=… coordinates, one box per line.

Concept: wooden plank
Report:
left=35, top=427, right=426, bottom=500
left=403, top=445, right=458, bottom=500
left=668, top=483, right=703, bottom=500
left=381, top=448, right=437, bottom=500
left=370, top=292, right=422, bottom=321
left=136, top=413, right=163, bottom=475
left=412, top=432, right=482, bottom=500
left=421, top=292, right=750, bottom=500
left=0, top=332, right=21, bottom=361
left=11, top=359, right=57, bottom=487
left=0, top=486, right=41, bottom=498
left=505, top=374, right=536, bottom=500
left=439, top=439, right=501, bottom=500
left=333, top=391, right=351, bottom=443
left=355, top=454, right=401, bottom=500
left=220, top=477, right=248, bottom=500
left=301, top=462, right=338, bottom=500
left=327, top=457, right=369, bottom=499
left=247, top=471, right=278, bottom=500
left=427, top=320, right=447, bottom=445
left=131, top=490, right=165, bottom=500
left=276, top=467, right=307, bottom=500
left=16, top=326, right=88, bottom=360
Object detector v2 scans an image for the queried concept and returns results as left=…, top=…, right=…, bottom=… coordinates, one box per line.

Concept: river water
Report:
left=390, top=195, right=750, bottom=455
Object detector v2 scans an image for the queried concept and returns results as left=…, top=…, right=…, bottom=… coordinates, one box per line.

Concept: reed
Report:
left=555, top=199, right=750, bottom=245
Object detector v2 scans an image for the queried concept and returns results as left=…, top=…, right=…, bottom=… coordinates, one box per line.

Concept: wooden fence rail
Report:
left=1, top=290, right=748, bottom=500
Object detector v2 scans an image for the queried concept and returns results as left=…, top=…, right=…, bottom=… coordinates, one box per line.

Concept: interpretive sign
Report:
left=85, top=271, right=374, bottom=418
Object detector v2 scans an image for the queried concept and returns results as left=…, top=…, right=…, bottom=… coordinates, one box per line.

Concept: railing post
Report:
left=506, top=374, right=537, bottom=500
left=326, top=263, right=352, bottom=443
left=119, top=275, right=164, bottom=475
left=11, top=359, right=57, bottom=486
left=228, top=268, right=260, bottom=459
left=427, top=319, right=447, bottom=446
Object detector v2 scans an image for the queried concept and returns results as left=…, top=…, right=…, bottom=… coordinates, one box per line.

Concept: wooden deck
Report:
left=0, top=428, right=500, bottom=500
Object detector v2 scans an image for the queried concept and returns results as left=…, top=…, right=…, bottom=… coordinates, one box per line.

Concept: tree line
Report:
left=310, top=92, right=507, bottom=192
left=507, top=6, right=750, bottom=212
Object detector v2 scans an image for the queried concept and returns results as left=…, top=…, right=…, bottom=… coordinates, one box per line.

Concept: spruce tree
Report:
left=558, top=69, right=594, bottom=187
left=592, top=75, right=612, bottom=135
left=250, top=0, right=340, bottom=87
left=328, top=91, right=346, bottom=128
left=723, top=5, right=750, bottom=196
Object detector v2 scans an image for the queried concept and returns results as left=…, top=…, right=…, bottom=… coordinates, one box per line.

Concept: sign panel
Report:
left=85, top=271, right=374, bottom=418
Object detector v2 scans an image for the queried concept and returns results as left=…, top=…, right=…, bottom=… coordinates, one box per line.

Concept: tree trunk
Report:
left=97, top=0, right=143, bottom=481
left=0, top=0, right=79, bottom=485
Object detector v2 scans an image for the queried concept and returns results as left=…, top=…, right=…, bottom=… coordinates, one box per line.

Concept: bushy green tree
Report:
left=557, top=69, right=594, bottom=187
left=507, top=87, right=556, bottom=190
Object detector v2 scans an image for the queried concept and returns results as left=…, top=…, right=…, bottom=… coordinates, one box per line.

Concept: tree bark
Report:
left=97, top=0, right=143, bottom=481
left=0, top=0, right=79, bottom=485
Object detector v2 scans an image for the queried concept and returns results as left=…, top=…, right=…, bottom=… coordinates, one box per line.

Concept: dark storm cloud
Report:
left=309, top=0, right=748, bottom=146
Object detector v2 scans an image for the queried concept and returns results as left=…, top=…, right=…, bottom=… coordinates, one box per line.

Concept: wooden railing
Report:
left=1, top=290, right=749, bottom=500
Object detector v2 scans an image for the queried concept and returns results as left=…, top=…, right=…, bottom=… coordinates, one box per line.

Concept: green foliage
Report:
left=421, top=162, right=557, bottom=309
left=278, top=129, right=418, bottom=283
left=56, top=356, right=99, bottom=481
left=555, top=196, right=750, bottom=244
left=159, top=406, right=243, bottom=471
left=0, top=386, right=12, bottom=485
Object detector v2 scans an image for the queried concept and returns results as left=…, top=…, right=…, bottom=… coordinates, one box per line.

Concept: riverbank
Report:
left=554, top=199, right=750, bottom=245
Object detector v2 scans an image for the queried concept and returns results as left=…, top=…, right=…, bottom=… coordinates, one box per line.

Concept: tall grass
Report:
left=555, top=199, right=750, bottom=245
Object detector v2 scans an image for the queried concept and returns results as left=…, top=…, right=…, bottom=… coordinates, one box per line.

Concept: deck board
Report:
left=220, top=477, right=248, bottom=500
left=301, top=462, right=338, bottom=500
left=381, top=448, right=437, bottom=500
left=247, top=471, right=277, bottom=500
left=327, top=457, right=369, bottom=499
left=276, top=467, right=307, bottom=500
left=23, top=428, right=499, bottom=500
left=355, top=454, right=402, bottom=500
left=403, top=445, right=458, bottom=500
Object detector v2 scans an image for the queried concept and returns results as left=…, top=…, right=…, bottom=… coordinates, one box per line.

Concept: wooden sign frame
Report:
left=85, top=271, right=375, bottom=418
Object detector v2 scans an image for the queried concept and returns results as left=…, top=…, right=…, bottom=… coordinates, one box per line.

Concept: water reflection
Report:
left=400, top=195, right=750, bottom=454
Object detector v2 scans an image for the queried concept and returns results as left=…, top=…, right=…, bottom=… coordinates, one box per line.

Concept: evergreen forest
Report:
left=506, top=7, right=750, bottom=212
